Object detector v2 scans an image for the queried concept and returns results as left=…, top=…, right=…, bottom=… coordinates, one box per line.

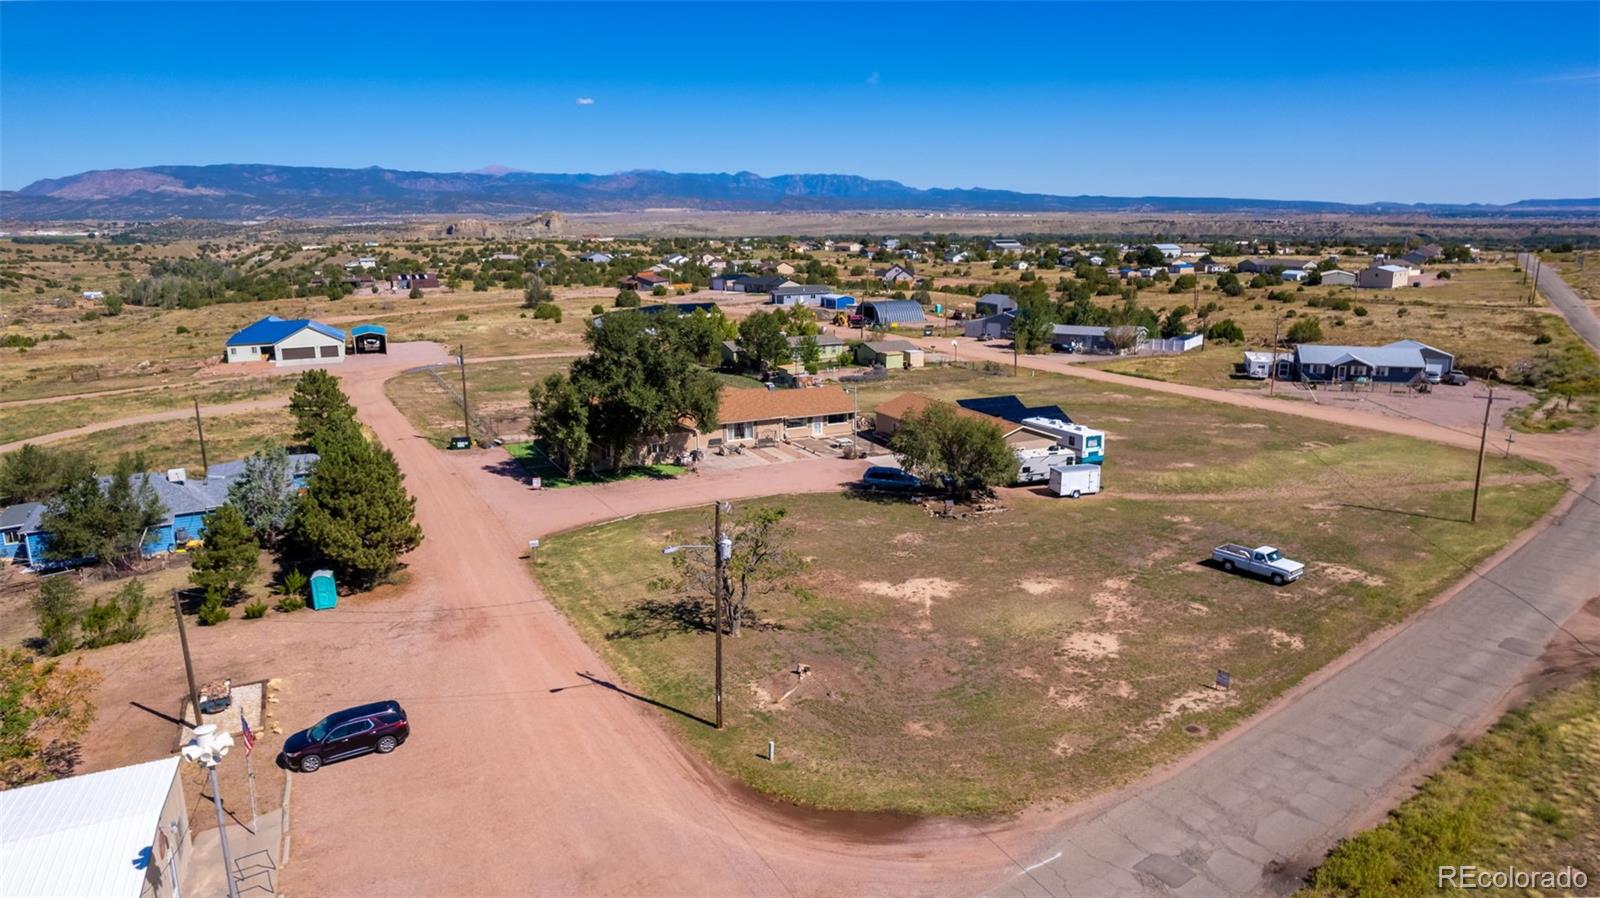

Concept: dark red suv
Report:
left=282, top=700, right=409, bottom=773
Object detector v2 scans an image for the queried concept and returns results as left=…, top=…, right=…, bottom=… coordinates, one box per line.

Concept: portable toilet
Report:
left=309, top=569, right=338, bottom=610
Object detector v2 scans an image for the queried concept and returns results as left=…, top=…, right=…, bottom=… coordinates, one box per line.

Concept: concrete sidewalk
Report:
left=187, top=811, right=284, bottom=898
left=990, top=478, right=1600, bottom=897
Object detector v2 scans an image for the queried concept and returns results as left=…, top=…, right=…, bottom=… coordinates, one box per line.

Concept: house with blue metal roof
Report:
left=225, top=316, right=346, bottom=366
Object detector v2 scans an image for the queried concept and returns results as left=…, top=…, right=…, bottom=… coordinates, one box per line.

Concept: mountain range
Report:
left=3, top=164, right=1596, bottom=220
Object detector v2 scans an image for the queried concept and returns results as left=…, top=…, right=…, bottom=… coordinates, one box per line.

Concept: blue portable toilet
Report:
left=309, top=569, right=338, bottom=610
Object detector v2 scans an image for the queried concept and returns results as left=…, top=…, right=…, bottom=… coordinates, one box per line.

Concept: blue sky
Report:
left=3, top=2, right=1598, bottom=203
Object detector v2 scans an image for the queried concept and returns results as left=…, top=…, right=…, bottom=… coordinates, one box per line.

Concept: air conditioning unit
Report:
left=166, top=468, right=186, bottom=484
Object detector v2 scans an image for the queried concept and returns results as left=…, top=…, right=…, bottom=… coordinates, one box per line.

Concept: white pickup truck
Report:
left=1212, top=544, right=1305, bottom=585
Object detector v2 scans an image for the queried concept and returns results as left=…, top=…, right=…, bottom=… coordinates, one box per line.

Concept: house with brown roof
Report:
left=711, top=386, right=856, bottom=446
left=872, top=393, right=1057, bottom=450
left=619, top=271, right=671, bottom=291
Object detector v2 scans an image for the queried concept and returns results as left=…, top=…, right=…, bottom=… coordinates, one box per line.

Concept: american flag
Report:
left=239, top=712, right=256, bottom=756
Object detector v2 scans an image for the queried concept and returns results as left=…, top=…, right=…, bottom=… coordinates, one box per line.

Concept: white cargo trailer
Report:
left=1048, top=463, right=1102, bottom=498
left=1014, top=446, right=1077, bottom=484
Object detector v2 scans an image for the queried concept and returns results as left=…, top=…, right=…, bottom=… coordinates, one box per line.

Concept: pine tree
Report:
left=290, top=420, right=422, bottom=587
left=226, top=447, right=300, bottom=544
left=288, top=369, right=356, bottom=445
left=188, top=503, right=260, bottom=602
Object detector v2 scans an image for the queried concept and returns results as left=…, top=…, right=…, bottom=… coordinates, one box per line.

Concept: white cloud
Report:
left=575, top=97, right=595, bottom=106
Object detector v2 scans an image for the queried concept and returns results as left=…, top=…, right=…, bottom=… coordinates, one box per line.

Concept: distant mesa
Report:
left=3, top=163, right=1596, bottom=220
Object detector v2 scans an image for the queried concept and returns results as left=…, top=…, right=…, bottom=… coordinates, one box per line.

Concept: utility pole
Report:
left=457, top=343, right=471, bottom=446
left=173, top=590, right=201, bottom=727
left=1470, top=384, right=1510, bottom=524
left=712, top=501, right=725, bottom=730
left=192, top=398, right=209, bottom=477
left=1268, top=316, right=1283, bottom=397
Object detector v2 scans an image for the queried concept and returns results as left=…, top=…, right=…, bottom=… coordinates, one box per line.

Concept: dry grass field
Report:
left=385, top=356, right=577, bottom=446
left=534, top=365, right=1563, bottom=815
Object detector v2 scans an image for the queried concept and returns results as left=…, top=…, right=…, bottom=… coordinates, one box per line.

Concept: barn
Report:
left=225, top=316, right=346, bottom=366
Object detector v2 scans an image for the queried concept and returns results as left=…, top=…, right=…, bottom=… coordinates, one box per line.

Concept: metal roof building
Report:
left=0, top=757, right=188, bottom=898
left=859, top=300, right=925, bottom=326
left=225, top=316, right=346, bottom=366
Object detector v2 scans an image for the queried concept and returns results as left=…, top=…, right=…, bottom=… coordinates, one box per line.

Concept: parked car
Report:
left=859, top=466, right=922, bottom=492
left=1443, top=370, right=1470, bottom=386
left=1211, top=544, right=1305, bottom=585
left=282, top=700, right=410, bottom=772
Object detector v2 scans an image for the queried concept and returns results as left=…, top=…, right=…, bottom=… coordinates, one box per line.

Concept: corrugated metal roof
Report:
left=226, top=315, right=345, bottom=347
left=1294, top=343, right=1427, bottom=368
left=0, top=756, right=180, bottom=898
left=861, top=300, right=925, bottom=324
left=350, top=324, right=387, bottom=336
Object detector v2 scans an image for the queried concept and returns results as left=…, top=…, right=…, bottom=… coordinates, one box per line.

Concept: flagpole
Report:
left=241, top=712, right=259, bottom=834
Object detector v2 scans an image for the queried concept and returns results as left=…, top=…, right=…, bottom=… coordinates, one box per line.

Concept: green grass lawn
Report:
left=532, top=364, right=1566, bottom=816
left=1299, top=671, right=1599, bottom=897
left=505, top=441, right=684, bottom=488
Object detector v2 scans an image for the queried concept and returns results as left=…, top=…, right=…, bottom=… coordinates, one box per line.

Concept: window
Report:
left=784, top=419, right=806, bottom=429
left=1376, top=366, right=1389, bottom=377
left=825, top=413, right=851, bottom=424
left=1, top=530, right=17, bottom=546
left=328, top=719, right=374, bottom=741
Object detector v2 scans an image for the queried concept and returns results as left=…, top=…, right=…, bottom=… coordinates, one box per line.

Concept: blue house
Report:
left=3, top=454, right=318, bottom=570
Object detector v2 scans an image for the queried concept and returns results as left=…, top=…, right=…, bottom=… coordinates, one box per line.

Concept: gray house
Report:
left=975, top=293, right=1017, bottom=316
left=770, top=284, right=833, bottom=306
left=1290, top=340, right=1454, bottom=384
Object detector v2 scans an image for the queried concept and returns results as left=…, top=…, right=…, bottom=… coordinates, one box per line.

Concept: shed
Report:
left=975, top=293, right=1017, bottom=316
left=1319, top=270, right=1357, bottom=287
left=310, top=569, right=338, bottom=610
left=819, top=293, right=857, bottom=310
left=0, top=756, right=189, bottom=898
left=855, top=340, right=925, bottom=369
left=350, top=324, right=388, bottom=354
left=859, top=300, right=925, bottom=327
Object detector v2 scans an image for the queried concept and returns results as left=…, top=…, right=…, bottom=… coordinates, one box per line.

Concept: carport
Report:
left=350, top=324, right=388, bottom=354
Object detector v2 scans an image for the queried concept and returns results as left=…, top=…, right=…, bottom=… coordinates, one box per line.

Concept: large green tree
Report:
left=0, top=444, right=90, bottom=505
left=40, top=454, right=166, bottom=569
left=527, top=373, right=592, bottom=479
left=288, top=369, right=357, bottom=444
left=290, top=420, right=423, bottom=587
left=1012, top=294, right=1057, bottom=354
left=566, top=312, right=719, bottom=469
left=189, top=503, right=260, bottom=603
left=889, top=403, right=1018, bottom=499
left=737, top=310, right=792, bottom=372
left=226, top=447, right=301, bottom=545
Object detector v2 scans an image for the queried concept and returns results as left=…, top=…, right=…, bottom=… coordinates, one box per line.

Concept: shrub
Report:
left=1287, top=317, right=1324, bottom=343
left=591, top=304, right=605, bottom=316
left=1327, top=298, right=1352, bottom=312
left=275, top=594, right=306, bottom=613
left=175, top=325, right=190, bottom=334
left=409, top=287, right=424, bottom=299
left=1397, top=307, right=1409, bottom=318
left=79, top=581, right=149, bottom=648
left=1534, top=333, right=1552, bottom=345
left=652, top=285, right=669, bottom=296
left=1205, top=319, right=1245, bottom=343
left=1354, top=306, right=1369, bottom=317
left=31, top=577, right=82, bottom=656
left=455, top=313, right=469, bottom=321
left=197, top=589, right=230, bottom=626
left=615, top=289, right=641, bottom=308
left=531, top=302, right=562, bottom=322
left=243, top=601, right=269, bottom=620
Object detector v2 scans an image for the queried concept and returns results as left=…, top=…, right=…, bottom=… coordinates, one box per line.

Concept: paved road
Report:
left=1522, top=252, right=1600, bottom=351
left=986, top=477, right=1600, bottom=896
